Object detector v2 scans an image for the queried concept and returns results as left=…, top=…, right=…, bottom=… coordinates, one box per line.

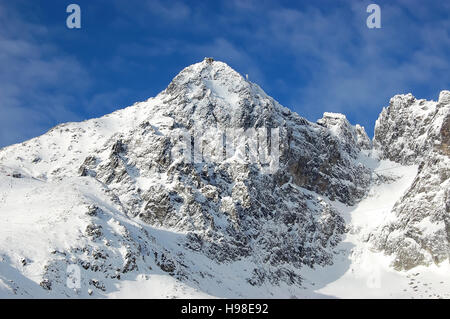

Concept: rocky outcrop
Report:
left=373, top=91, right=449, bottom=165
left=372, top=91, right=450, bottom=270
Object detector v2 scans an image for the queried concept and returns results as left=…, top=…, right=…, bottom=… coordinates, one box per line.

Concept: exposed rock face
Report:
left=373, top=92, right=449, bottom=164
left=355, top=125, right=372, bottom=150
left=318, top=112, right=372, bottom=153
left=372, top=91, right=450, bottom=270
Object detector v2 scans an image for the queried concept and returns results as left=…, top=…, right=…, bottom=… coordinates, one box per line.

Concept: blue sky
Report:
left=0, top=0, right=449, bottom=147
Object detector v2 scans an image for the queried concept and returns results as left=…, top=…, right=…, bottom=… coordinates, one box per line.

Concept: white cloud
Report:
left=146, top=0, right=191, bottom=21
left=112, top=0, right=192, bottom=27
left=0, top=3, right=90, bottom=148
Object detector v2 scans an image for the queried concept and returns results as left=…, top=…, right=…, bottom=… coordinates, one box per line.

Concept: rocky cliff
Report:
left=372, top=91, right=450, bottom=270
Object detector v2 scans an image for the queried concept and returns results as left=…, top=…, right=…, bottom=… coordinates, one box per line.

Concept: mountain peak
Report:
left=374, top=91, right=449, bottom=164
left=165, top=58, right=248, bottom=94
left=439, top=90, right=450, bottom=105
left=203, top=57, right=215, bottom=63
left=156, top=59, right=278, bottom=131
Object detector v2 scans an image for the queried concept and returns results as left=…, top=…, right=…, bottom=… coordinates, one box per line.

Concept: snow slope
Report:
left=300, top=156, right=449, bottom=298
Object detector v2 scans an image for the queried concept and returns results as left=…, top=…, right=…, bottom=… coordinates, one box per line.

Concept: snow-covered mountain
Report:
left=0, top=58, right=448, bottom=298
left=372, top=91, right=450, bottom=271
